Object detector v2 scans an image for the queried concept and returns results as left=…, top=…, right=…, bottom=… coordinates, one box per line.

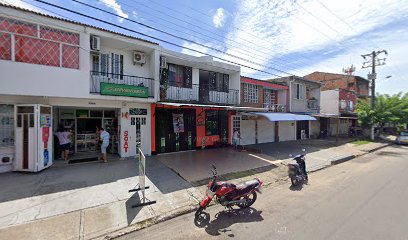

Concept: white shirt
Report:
left=233, top=131, right=239, bottom=140
left=55, top=131, right=71, bottom=145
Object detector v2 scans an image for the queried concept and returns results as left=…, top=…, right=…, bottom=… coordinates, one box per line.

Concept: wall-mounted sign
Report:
left=76, top=109, right=89, bottom=118
left=129, top=108, right=147, bottom=115
left=100, top=83, right=148, bottom=98
left=123, top=130, right=129, bottom=152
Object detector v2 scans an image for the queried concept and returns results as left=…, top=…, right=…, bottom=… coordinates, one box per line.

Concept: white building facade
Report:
left=0, top=5, right=160, bottom=172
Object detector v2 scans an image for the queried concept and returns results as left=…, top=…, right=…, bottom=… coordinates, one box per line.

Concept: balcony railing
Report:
left=263, top=103, right=287, bottom=112
left=90, top=71, right=154, bottom=97
left=160, top=84, right=239, bottom=105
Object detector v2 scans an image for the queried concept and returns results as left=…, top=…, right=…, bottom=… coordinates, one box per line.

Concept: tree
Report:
left=356, top=92, right=408, bottom=130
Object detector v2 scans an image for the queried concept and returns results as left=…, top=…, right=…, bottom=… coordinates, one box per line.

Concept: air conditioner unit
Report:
left=133, top=51, right=146, bottom=65
left=90, top=36, right=100, bottom=51
left=160, top=56, right=167, bottom=69
left=0, top=153, right=13, bottom=165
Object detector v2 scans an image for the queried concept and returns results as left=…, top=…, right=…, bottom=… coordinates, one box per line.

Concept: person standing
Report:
left=99, top=127, right=110, bottom=163
left=232, top=129, right=240, bottom=150
left=54, top=127, right=71, bottom=161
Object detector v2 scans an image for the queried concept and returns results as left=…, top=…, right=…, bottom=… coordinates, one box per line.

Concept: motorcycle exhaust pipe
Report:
left=227, top=199, right=247, bottom=205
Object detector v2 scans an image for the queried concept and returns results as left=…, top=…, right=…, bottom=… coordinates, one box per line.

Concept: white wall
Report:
left=321, top=90, right=339, bottom=115
left=240, top=120, right=256, bottom=145
left=258, top=120, right=275, bottom=143
left=279, top=121, right=296, bottom=141
left=277, top=89, right=287, bottom=106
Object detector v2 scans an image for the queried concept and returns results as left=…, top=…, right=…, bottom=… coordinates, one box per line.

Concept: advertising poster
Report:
left=172, top=113, right=184, bottom=133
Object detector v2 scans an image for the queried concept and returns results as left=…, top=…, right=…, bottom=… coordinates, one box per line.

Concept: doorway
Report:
left=155, top=108, right=196, bottom=154
left=296, top=120, right=309, bottom=140
left=199, top=70, right=210, bottom=103
left=319, top=117, right=329, bottom=138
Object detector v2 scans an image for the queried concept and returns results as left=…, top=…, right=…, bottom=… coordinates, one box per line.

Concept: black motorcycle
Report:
left=287, top=149, right=308, bottom=186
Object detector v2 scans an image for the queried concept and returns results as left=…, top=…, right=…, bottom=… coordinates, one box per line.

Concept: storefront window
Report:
left=0, top=105, right=14, bottom=147
left=205, top=110, right=219, bottom=136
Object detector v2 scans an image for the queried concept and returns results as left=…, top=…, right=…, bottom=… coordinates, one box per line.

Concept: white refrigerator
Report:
left=14, top=104, right=53, bottom=172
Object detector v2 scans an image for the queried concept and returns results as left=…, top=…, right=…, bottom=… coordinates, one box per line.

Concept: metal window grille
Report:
left=0, top=16, right=37, bottom=36
left=62, top=44, right=79, bottom=69
left=0, top=32, right=11, bottom=60
left=40, top=26, right=80, bottom=45
left=15, top=35, right=60, bottom=67
left=244, top=83, right=258, bottom=103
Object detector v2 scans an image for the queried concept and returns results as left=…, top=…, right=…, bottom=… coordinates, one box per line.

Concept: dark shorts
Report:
left=60, top=143, right=70, bottom=151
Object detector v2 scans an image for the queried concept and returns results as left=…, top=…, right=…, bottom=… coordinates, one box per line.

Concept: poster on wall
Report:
left=40, top=114, right=51, bottom=127
left=172, top=113, right=184, bottom=133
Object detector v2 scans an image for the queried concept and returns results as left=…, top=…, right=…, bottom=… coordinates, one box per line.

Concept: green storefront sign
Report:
left=100, top=82, right=149, bottom=98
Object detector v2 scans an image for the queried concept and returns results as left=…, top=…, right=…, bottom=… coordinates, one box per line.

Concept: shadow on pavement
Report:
left=194, top=207, right=264, bottom=237
left=125, top=191, right=143, bottom=225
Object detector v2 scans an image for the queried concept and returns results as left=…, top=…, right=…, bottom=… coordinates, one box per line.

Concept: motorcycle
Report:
left=195, top=165, right=263, bottom=217
left=287, top=149, right=308, bottom=186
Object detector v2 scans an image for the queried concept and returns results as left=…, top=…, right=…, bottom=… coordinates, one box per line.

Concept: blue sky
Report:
left=2, top=0, right=408, bottom=94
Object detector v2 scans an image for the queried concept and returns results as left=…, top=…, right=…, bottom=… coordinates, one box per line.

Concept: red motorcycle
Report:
left=195, top=165, right=263, bottom=217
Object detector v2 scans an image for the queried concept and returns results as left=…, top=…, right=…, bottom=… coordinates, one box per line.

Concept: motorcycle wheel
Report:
left=195, top=206, right=204, bottom=217
left=291, top=176, right=299, bottom=186
left=238, top=192, right=257, bottom=209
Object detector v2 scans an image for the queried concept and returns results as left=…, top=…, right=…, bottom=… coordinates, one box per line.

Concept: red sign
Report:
left=123, top=130, right=129, bottom=153
left=42, top=127, right=49, bottom=149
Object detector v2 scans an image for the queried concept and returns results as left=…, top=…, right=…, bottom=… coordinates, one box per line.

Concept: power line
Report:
left=102, top=0, right=316, bottom=76
left=71, top=0, right=300, bottom=77
left=129, top=0, right=325, bottom=72
left=30, top=0, right=287, bottom=78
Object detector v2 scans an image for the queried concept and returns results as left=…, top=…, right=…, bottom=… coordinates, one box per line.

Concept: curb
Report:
left=99, top=205, right=198, bottom=240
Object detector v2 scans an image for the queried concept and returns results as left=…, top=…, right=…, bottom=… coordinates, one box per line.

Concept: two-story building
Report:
left=151, top=49, right=241, bottom=154
left=0, top=4, right=161, bottom=172
left=266, top=76, right=321, bottom=139
left=304, top=72, right=370, bottom=137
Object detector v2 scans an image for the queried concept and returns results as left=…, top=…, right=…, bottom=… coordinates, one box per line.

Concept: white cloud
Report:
left=100, top=0, right=128, bottom=23
left=213, top=8, right=227, bottom=28
left=218, top=0, right=408, bottom=80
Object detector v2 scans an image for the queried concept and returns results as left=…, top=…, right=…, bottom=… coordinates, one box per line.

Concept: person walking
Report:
left=54, top=127, right=71, bottom=161
left=232, top=129, right=240, bottom=151
left=99, top=127, right=110, bottom=163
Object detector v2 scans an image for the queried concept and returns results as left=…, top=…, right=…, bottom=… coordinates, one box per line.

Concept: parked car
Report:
left=396, top=130, right=408, bottom=145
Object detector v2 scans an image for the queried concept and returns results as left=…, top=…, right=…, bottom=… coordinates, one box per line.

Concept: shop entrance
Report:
left=54, top=108, right=119, bottom=161
left=155, top=108, right=196, bottom=154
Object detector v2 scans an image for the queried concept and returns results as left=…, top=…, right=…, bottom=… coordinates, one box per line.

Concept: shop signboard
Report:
left=100, top=83, right=148, bottom=98
left=129, top=108, right=147, bottom=115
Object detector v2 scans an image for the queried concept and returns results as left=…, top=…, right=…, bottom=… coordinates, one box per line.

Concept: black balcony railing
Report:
left=90, top=71, right=154, bottom=97
left=160, top=84, right=239, bottom=105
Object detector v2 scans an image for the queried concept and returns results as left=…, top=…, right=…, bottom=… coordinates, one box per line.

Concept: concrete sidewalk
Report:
left=0, top=140, right=390, bottom=240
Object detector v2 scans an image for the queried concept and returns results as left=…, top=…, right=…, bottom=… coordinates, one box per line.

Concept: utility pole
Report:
left=361, top=50, right=387, bottom=140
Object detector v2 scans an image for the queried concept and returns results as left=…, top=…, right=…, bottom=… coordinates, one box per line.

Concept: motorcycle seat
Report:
left=236, top=179, right=259, bottom=190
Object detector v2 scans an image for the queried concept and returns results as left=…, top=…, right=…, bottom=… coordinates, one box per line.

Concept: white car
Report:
left=396, top=130, right=408, bottom=145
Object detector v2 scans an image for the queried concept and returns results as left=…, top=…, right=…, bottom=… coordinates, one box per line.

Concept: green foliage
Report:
left=356, top=92, right=408, bottom=129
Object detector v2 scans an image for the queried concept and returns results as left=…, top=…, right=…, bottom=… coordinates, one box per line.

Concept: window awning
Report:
left=247, top=112, right=316, bottom=121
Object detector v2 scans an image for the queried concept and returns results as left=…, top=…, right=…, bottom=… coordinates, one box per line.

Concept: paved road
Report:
left=117, top=145, right=408, bottom=240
